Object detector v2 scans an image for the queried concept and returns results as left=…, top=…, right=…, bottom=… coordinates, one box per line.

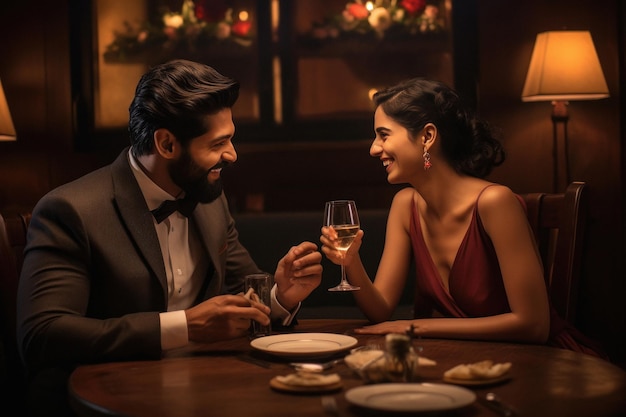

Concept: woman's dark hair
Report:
left=129, top=59, right=240, bottom=157
left=373, top=78, right=505, bottom=178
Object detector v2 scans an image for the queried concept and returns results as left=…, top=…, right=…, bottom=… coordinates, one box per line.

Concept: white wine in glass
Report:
left=324, top=200, right=361, bottom=291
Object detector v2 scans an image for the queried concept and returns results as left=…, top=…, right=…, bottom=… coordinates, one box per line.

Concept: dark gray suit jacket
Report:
left=16, top=148, right=261, bottom=374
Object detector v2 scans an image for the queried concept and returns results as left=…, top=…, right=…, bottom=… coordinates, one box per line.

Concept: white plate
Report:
left=250, top=333, right=358, bottom=358
left=345, top=383, right=476, bottom=412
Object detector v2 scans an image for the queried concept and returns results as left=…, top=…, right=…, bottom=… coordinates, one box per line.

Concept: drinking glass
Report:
left=324, top=200, right=361, bottom=291
left=244, top=273, right=272, bottom=338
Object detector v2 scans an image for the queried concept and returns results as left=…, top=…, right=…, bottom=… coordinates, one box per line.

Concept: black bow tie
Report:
left=151, top=197, right=198, bottom=223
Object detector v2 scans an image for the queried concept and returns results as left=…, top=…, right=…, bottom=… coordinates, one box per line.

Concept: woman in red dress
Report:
left=320, top=78, right=605, bottom=358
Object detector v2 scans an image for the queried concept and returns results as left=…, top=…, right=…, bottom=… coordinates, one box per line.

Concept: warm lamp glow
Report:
left=0, top=78, right=16, bottom=142
left=521, top=30, right=609, bottom=193
left=521, top=31, right=609, bottom=102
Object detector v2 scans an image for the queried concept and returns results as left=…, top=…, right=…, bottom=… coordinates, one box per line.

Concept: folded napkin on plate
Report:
left=444, top=360, right=511, bottom=380
left=344, top=349, right=437, bottom=382
left=345, top=349, right=437, bottom=369
left=275, top=372, right=341, bottom=387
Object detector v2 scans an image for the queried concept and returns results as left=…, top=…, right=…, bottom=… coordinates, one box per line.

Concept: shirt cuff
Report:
left=270, top=284, right=300, bottom=326
left=159, top=310, right=188, bottom=350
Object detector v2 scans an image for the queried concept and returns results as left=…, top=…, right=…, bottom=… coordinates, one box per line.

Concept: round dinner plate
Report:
left=250, top=333, right=358, bottom=358
left=345, top=383, right=476, bottom=412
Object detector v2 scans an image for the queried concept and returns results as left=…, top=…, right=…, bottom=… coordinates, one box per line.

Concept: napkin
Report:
left=444, top=360, right=511, bottom=380
left=345, top=349, right=437, bottom=369
left=344, top=349, right=437, bottom=382
left=275, top=372, right=341, bottom=387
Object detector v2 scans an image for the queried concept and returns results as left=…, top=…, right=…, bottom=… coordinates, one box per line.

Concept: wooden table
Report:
left=69, top=319, right=626, bottom=417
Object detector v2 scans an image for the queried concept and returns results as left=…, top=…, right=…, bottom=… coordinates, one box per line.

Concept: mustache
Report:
left=209, top=161, right=231, bottom=171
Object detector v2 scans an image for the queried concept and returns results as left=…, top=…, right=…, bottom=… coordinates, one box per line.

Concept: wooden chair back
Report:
left=0, top=211, right=31, bottom=406
left=521, top=181, right=588, bottom=324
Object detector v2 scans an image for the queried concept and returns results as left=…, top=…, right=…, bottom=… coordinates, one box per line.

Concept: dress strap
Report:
left=476, top=183, right=497, bottom=202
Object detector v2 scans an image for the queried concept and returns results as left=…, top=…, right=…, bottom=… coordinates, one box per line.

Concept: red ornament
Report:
left=232, top=20, right=252, bottom=37
left=400, top=0, right=427, bottom=15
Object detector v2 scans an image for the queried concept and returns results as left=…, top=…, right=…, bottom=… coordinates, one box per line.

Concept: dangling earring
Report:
left=423, top=149, right=432, bottom=171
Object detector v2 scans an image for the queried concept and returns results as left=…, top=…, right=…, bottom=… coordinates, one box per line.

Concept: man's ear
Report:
left=154, top=128, right=177, bottom=159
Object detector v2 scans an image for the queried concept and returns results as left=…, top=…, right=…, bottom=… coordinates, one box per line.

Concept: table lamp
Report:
left=521, top=30, right=609, bottom=192
left=0, top=77, right=16, bottom=141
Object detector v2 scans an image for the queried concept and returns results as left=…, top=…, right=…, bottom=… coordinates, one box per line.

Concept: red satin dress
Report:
left=409, top=186, right=607, bottom=358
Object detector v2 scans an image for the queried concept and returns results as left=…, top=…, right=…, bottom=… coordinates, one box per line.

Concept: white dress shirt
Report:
left=128, top=151, right=297, bottom=350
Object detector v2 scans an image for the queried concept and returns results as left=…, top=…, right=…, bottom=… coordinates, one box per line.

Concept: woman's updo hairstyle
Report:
left=373, top=78, right=505, bottom=178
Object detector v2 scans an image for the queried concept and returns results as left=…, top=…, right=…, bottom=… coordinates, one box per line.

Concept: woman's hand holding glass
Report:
left=320, top=225, right=363, bottom=267
left=321, top=200, right=363, bottom=291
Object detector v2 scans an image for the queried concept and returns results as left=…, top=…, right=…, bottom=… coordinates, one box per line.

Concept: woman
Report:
left=321, top=78, right=605, bottom=357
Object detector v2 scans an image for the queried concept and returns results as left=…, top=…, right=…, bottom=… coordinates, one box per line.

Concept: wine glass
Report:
left=324, top=200, right=361, bottom=291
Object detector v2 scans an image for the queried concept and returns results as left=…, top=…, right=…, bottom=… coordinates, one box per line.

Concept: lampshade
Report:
left=0, top=77, right=16, bottom=141
left=521, top=31, right=609, bottom=102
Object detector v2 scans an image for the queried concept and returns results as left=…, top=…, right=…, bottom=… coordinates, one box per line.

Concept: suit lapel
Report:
left=110, top=149, right=168, bottom=297
left=193, top=194, right=229, bottom=296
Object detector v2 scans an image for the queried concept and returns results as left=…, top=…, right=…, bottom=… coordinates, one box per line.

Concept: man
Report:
left=16, top=60, right=323, bottom=416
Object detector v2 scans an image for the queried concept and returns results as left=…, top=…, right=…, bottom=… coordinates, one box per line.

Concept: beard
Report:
left=169, top=148, right=225, bottom=204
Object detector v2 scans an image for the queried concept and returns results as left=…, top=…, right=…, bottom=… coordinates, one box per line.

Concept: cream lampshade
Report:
left=522, top=31, right=609, bottom=103
left=0, top=77, right=16, bottom=141
left=521, top=30, right=609, bottom=192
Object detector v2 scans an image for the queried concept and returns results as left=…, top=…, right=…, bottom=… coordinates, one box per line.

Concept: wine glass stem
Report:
left=340, top=261, right=348, bottom=286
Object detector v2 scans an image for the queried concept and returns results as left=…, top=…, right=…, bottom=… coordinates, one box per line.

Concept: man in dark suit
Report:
left=16, top=60, right=323, bottom=416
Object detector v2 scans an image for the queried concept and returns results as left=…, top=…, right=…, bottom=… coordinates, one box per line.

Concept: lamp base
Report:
left=551, top=100, right=570, bottom=122
left=551, top=100, right=570, bottom=192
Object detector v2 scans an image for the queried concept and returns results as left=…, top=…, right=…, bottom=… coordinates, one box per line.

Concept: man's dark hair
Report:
left=129, top=59, right=240, bottom=157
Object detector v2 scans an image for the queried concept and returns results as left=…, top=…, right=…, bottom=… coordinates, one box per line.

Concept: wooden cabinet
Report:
left=71, top=0, right=476, bottom=149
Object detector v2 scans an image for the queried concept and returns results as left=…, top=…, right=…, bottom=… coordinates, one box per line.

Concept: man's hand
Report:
left=185, top=294, right=270, bottom=342
left=273, top=241, right=323, bottom=310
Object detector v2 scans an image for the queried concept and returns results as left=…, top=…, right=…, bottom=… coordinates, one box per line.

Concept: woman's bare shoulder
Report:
left=478, top=183, right=518, bottom=204
left=390, top=187, right=417, bottom=209
left=477, top=183, right=525, bottom=219
left=388, top=187, right=417, bottom=227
